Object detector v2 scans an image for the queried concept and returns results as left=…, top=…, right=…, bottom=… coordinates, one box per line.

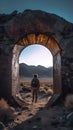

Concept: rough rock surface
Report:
left=0, top=9, right=73, bottom=101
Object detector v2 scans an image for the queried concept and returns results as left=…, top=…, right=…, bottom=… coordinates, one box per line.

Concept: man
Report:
left=31, top=74, right=40, bottom=103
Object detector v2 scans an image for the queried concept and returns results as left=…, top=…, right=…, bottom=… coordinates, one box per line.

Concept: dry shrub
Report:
left=20, top=82, right=24, bottom=86
left=47, top=88, right=53, bottom=95
left=0, top=98, right=9, bottom=109
left=65, top=94, right=73, bottom=109
left=0, top=98, right=15, bottom=123
left=40, top=86, right=47, bottom=93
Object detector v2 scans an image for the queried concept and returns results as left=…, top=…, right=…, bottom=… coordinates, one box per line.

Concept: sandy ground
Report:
left=5, top=78, right=69, bottom=130
left=7, top=96, right=69, bottom=130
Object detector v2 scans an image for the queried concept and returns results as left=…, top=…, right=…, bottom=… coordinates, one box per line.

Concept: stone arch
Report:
left=0, top=10, right=73, bottom=102
left=12, top=33, right=61, bottom=98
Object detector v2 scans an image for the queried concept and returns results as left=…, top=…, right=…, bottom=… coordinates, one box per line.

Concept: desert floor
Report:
left=5, top=78, right=70, bottom=130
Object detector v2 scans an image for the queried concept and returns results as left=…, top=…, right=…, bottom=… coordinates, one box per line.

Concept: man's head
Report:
left=33, top=74, right=38, bottom=78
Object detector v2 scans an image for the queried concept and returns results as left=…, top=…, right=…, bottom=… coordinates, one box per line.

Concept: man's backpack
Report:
left=31, top=78, right=40, bottom=88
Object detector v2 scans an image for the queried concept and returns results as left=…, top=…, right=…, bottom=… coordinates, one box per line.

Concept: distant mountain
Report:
left=19, top=63, right=53, bottom=78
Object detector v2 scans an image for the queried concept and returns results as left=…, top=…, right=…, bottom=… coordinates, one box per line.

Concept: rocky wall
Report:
left=0, top=10, right=73, bottom=101
left=0, top=45, right=12, bottom=100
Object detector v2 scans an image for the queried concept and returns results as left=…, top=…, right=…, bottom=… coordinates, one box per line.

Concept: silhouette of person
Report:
left=31, top=74, right=40, bottom=103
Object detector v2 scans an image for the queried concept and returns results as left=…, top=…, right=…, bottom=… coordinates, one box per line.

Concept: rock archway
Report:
left=12, top=34, right=61, bottom=98
left=0, top=10, right=73, bottom=102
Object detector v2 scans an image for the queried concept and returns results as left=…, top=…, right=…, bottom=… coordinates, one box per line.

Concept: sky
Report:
left=0, top=0, right=73, bottom=67
left=0, top=0, right=73, bottom=23
left=19, top=45, right=53, bottom=68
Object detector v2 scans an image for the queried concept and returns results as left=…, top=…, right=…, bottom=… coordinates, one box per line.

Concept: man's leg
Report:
left=32, top=89, right=34, bottom=102
left=35, top=90, right=38, bottom=103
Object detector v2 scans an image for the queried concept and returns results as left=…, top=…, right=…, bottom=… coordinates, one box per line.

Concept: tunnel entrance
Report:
left=12, top=34, right=61, bottom=99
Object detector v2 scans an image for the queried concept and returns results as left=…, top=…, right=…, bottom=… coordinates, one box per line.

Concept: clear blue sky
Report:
left=0, top=0, right=73, bottom=67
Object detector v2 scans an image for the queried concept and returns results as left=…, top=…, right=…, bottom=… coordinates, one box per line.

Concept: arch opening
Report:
left=19, top=44, right=53, bottom=103
left=12, top=34, right=61, bottom=101
left=19, top=44, right=53, bottom=68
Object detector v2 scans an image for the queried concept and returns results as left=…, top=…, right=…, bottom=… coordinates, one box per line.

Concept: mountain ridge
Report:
left=19, top=63, right=53, bottom=78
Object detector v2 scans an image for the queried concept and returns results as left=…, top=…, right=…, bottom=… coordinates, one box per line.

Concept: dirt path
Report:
left=6, top=95, right=69, bottom=130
